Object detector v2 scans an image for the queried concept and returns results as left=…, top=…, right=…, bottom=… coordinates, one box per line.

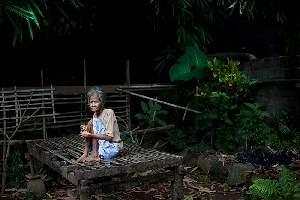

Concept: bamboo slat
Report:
left=0, top=88, right=54, bottom=94
left=1, top=92, right=53, bottom=99
left=0, top=101, right=52, bottom=109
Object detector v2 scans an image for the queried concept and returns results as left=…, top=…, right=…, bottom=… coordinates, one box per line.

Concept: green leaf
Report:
left=148, top=100, right=154, bottom=110
left=156, top=118, right=167, bottom=126
left=158, top=110, right=168, bottom=115
left=26, top=19, right=34, bottom=40
left=153, top=102, right=161, bottom=111
left=249, top=179, right=279, bottom=200
left=135, top=113, right=145, bottom=120
left=141, top=101, right=148, bottom=113
left=169, top=45, right=207, bottom=81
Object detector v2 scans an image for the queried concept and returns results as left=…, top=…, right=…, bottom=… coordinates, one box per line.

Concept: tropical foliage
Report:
left=163, top=53, right=298, bottom=153
left=135, top=100, right=168, bottom=127
left=249, top=166, right=300, bottom=200
left=0, top=0, right=83, bottom=46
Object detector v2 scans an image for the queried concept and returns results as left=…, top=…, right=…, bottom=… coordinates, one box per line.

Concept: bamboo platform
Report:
left=1, top=84, right=184, bottom=198
left=27, top=135, right=184, bottom=199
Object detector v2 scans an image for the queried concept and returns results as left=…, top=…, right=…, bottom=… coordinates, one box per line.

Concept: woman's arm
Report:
left=80, top=130, right=113, bottom=141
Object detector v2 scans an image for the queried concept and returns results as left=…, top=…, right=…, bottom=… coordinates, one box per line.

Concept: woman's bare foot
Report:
left=76, top=154, right=88, bottom=162
left=82, top=156, right=91, bottom=162
left=91, top=156, right=100, bottom=161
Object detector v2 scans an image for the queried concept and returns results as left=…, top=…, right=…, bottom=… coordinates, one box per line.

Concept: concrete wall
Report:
left=241, top=56, right=300, bottom=128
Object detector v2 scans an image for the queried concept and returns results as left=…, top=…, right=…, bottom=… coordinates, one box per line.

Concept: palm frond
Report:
left=26, top=19, right=34, bottom=40
left=0, top=0, right=83, bottom=46
left=5, top=3, right=35, bottom=20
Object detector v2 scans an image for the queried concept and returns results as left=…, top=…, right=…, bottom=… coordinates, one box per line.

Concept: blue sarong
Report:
left=90, top=115, right=120, bottom=159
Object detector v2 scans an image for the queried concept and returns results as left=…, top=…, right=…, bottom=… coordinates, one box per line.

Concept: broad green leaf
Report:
left=169, top=45, right=207, bottom=81
left=148, top=100, right=154, bottom=110
left=141, top=101, right=148, bottom=113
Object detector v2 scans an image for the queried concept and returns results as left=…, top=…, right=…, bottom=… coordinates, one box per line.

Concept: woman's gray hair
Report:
left=87, top=86, right=105, bottom=105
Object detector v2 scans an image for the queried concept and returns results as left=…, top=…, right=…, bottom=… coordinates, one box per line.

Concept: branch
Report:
left=117, top=88, right=202, bottom=114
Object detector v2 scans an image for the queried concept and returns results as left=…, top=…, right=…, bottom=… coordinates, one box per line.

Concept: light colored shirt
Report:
left=98, top=109, right=123, bottom=147
left=87, top=108, right=123, bottom=159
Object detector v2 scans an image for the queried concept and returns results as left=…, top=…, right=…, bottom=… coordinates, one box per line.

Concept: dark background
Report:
left=0, top=1, right=282, bottom=87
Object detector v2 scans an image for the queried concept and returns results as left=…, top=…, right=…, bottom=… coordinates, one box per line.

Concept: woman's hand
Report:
left=80, top=124, right=87, bottom=132
left=80, top=130, right=92, bottom=138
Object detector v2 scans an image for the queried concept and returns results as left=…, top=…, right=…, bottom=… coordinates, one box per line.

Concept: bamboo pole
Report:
left=83, top=59, right=87, bottom=95
left=41, top=69, right=47, bottom=140
left=0, top=106, right=52, bottom=112
left=80, top=94, right=83, bottom=123
left=1, top=88, right=7, bottom=193
left=14, top=86, right=18, bottom=127
left=0, top=113, right=56, bottom=121
left=118, top=84, right=179, bottom=90
left=0, top=101, right=52, bottom=109
left=132, top=125, right=175, bottom=135
left=117, top=88, right=202, bottom=114
left=0, top=92, right=53, bottom=99
left=0, top=87, right=54, bottom=94
left=125, top=60, right=131, bottom=130
left=126, top=60, right=130, bottom=85
left=83, top=59, right=87, bottom=117
left=50, top=85, right=56, bottom=124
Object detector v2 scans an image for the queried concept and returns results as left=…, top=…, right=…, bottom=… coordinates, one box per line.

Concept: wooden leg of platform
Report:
left=170, top=165, right=184, bottom=200
left=25, top=153, right=36, bottom=175
left=79, top=191, right=89, bottom=200
left=78, top=183, right=90, bottom=200
left=79, top=185, right=90, bottom=200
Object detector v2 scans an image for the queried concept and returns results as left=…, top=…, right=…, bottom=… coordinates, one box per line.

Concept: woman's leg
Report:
left=76, top=139, right=90, bottom=162
left=91, top=138, right=100, bottom=161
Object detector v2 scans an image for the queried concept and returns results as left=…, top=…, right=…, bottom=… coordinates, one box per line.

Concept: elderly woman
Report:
left=77, top=86, right=123, bottom=162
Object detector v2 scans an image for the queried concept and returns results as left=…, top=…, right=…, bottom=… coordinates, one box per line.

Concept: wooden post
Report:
left=41, top=69, right=47, bottom=140
left=125, top=60, right=131, bottom=130
left=25, top=153, right=36, bottom=175
left=14, top=86, right=19, bottom=127
left=126, top=60, right=130, bottom=85
left=78, top=183, right=89, bottom=200
left=1, top=89, right=7, bottom=193
left=83, top=59, right=87, bottom=116
left=50, top=85, right=56, bottom=124
left=80, top=94, right=83, bottom=123
left=83, top=59, right=87, bottom=95
left=171, top=165, right=184, bottom=200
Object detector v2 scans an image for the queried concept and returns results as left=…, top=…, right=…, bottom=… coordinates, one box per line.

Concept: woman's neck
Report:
left=95, top=108, right=103, bottom=117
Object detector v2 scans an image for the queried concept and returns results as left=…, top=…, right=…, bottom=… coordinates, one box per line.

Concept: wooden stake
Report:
left=126, top=60, right=130, bottom=85
left=125, top=60, right=131, bottom=130
left=50, top=85, right=56, bottom=124
left=83, top=59, right=87, bottom=94
left=1, top=88, right=7, bottom=193
left=41, top=69, right=46, bottom=139
left=14, top=86, right=18, bottom=127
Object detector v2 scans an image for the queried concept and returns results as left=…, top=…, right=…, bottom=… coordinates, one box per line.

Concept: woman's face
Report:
left=89, top=95, right=102, bottom=113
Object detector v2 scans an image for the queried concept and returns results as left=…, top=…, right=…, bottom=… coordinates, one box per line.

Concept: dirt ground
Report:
left=2, top=149, right=300, bottom=200
left=1, top=167, right=242, bottom=200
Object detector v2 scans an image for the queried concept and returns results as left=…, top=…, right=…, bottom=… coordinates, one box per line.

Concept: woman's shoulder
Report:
left=102, top=108, right=115, bottom=115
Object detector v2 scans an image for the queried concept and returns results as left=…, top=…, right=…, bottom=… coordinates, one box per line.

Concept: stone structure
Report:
left=241, top=56, right=300, bottom=128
